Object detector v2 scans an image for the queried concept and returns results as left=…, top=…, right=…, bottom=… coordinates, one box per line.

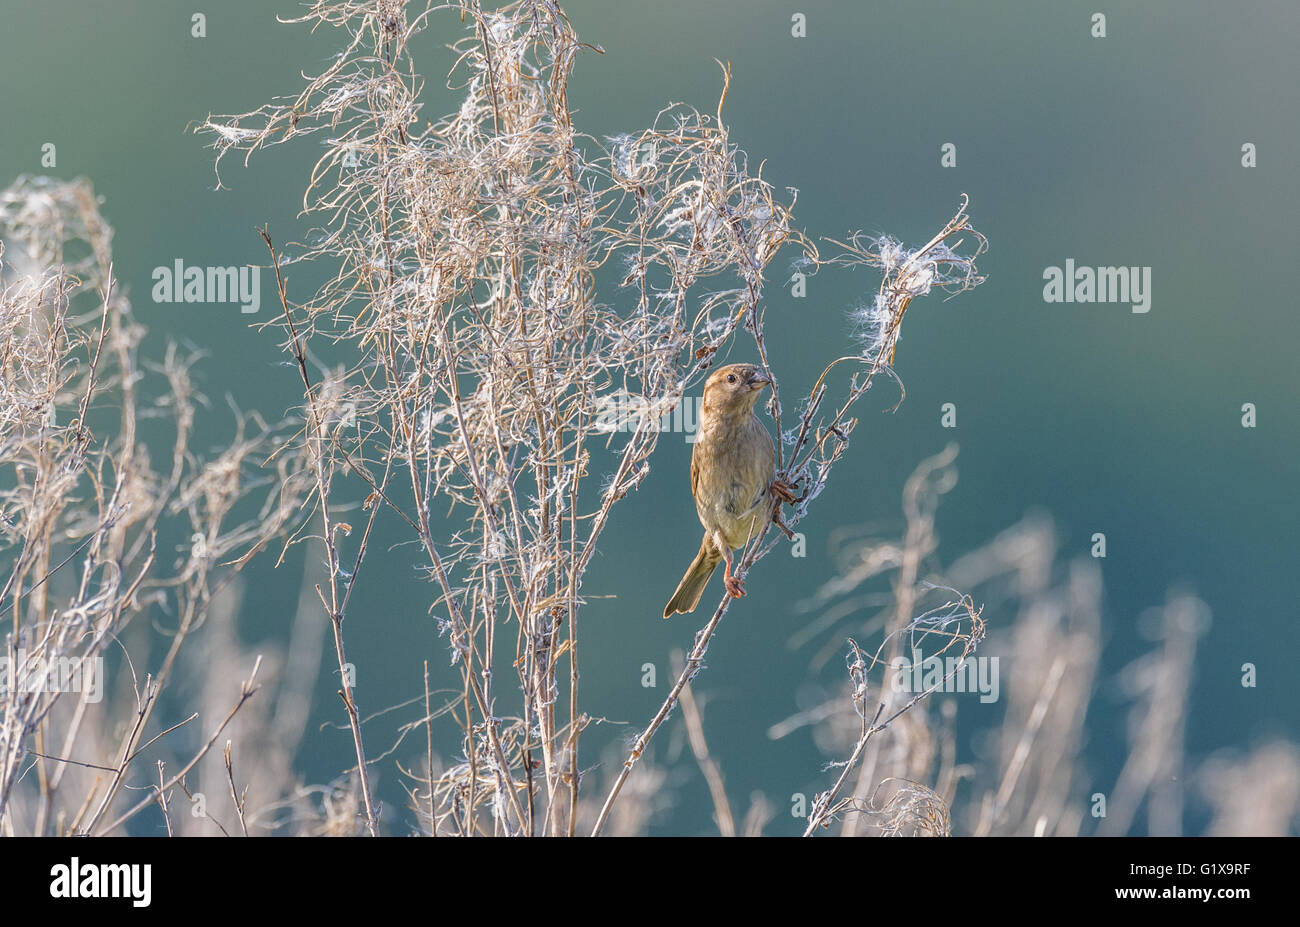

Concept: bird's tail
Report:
left=663, top=537, right=721, bottom=618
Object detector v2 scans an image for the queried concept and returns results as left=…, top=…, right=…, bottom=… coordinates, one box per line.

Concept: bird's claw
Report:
left=725, top=574, right=746, bottom=598
left=771, top=478, right=799, bottom=505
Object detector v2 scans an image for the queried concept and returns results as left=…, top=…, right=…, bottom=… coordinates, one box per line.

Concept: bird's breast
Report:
left=692, top=412, right=776, bottom=550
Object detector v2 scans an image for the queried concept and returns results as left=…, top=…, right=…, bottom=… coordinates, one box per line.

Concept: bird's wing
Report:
left=754, top=413, right=776, bottom=482
left=751, top=419, right=777, bottom=507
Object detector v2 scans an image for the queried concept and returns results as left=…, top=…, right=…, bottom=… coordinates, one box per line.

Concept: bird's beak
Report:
left=747, top=370, right=772, bottom=390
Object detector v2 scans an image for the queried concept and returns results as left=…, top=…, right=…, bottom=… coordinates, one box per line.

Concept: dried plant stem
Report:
left=802, top=598, right=984, bottom=835
left=674, top=650, right=735, bottom=837
left=591, top=594, right=736, bottom=836
left=802, top=702, right=885, bottom=836
left=261, top=228, right=380, bottom=836
left=224, top=741, right=249, bottom=837
left=94, top=657, right=262, bottom=835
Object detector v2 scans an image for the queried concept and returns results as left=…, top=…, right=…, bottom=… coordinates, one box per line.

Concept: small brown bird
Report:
left=664, top=363, right=796, bottom=618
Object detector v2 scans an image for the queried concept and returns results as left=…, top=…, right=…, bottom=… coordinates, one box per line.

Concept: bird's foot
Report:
left=724, top=574, right=746, bottom=598
left=771, top=478, right=799, bottom=505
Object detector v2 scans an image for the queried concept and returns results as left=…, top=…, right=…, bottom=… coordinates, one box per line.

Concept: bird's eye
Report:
left=727, top=374, right=736, bottom=384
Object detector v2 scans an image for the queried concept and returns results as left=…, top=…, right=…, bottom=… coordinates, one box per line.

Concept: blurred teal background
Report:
left=2, top=0, right=1296, bottom=835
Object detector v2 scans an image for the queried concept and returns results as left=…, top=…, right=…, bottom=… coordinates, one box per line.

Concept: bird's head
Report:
left=701, top=363, right=771, bottom=416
